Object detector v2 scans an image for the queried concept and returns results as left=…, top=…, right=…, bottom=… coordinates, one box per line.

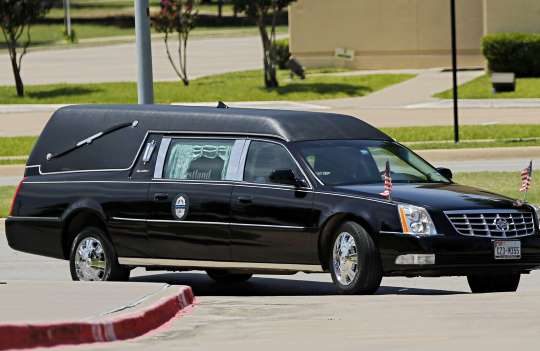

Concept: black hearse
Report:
left=6, top=105, right=540, bottom=294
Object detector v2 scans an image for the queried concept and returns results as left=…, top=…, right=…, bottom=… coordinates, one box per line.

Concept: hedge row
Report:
left=482, top=33, right=540, bottom=77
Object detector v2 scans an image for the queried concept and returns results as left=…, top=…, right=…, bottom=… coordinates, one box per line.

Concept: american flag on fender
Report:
left=520, top=160, right=533, bottom=193
left=380, top=160, right=393, bottom=199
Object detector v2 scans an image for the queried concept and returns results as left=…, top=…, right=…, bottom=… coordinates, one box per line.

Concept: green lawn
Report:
left=0, top=137, right=37, bottom=157
left=382, top=125, right=540, bottom=150
left=454, top=172, right=539, bottom=205
left=0, top=70, right=414, bottom=104
left=0, top=172, right=537, bottom=217
left=435, top=75, right=540, bottom=99
left=0, top=186, right=15, bottom=218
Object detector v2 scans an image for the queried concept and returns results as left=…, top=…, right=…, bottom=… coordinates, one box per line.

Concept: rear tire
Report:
left=69, top=227, right=130, bottom=282
left=206, top=269, right=252, bottom=283
left=467, top=273, right=520, bottom=293
left=329, top=221, right=382, bottom=295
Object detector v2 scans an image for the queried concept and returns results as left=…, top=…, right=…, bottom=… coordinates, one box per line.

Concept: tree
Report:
left=0, top=0, right=52, bottom=97
left=153, top=0, right=199, bottom=86
left=232, top=0, right=295, bottom=88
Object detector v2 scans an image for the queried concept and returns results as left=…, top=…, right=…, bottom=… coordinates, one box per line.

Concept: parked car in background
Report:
left=6, top=105, right=540, bottom=294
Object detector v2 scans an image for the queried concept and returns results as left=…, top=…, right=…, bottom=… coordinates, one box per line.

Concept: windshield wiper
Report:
left=46, top=120, right=138, bottom=161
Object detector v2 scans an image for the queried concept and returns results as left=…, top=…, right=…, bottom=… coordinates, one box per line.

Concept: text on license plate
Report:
left=494, top=240, right=521, bottom=260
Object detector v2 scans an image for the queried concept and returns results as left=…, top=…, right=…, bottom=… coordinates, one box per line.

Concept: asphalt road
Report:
left=3, top=225, right=540, bottom=350
left=0, top=35, right=263, bottom=85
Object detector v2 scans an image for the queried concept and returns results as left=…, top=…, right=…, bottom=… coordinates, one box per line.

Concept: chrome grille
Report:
left=445, top=210, right=536, bottom=238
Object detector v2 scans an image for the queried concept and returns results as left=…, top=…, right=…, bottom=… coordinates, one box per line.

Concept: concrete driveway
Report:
left=3, top=224, right=540, bottom=351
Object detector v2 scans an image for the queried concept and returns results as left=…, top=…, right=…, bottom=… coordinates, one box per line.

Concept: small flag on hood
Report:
left=380, top=160, right=392, bottom=199
left=520, top=160, right=533, bottom=193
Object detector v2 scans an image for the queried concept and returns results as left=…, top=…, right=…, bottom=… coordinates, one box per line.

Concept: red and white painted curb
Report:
left=0, top=286, right=194, bottom=350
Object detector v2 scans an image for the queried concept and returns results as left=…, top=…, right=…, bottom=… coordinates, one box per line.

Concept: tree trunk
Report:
left=8, top=49, right=24, bottom=97
left=218, top=0, right=223, bottom=19
left=257, top=20, right=278, bottom=88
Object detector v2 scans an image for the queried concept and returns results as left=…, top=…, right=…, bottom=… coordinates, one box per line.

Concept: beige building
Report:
left=289, top=0, right=540, bottom=69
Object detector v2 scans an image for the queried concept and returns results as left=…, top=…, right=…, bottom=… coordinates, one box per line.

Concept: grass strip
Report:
left=0, top=70, right=414, bottom=104
left=435, top=75, right=540, bottom=99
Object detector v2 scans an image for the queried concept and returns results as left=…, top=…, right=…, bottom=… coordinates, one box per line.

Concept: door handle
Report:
left=237, top=196, right=253, bottom=204
left=154, top=193, right=169, bottom=201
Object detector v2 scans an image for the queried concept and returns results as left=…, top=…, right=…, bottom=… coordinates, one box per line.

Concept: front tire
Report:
left=206, top=269, right=252, bottom=283
left=69, top=227, right=130, bottom=282
left=467, top=273, right=520, bottom=293
left=329, top=221, right=382, bottom=295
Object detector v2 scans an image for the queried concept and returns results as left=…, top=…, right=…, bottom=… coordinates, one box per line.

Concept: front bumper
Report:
left=379, top=232, right=540, bottom=277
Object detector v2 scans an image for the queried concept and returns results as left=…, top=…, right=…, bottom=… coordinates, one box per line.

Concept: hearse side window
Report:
left=243, top=141, right=301, bottom=185
left=163, top=139, right=235, bottom=181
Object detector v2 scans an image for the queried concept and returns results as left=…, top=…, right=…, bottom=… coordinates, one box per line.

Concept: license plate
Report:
left=494, top=240, right=521, bottom=260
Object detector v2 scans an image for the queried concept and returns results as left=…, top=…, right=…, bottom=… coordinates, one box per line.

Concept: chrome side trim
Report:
left=314, top=191, right=395, bottom=205
left=111, top=217, right=306, bottom=229
left=153, top=137, right=171, bottom=179
left=231, top=222, right=306, bottom=229
left=23, top=180, right=312, bottom=193
left=7, top=216, right=61, bottom=222
left=118, top=257, right=323, bottom=272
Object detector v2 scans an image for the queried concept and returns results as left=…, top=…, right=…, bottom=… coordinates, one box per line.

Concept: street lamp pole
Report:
left=450, top=0, right=459, bottom=143
left=63, top=0, right=72, bottom=40
left=134, top=0, right=154, bottom=104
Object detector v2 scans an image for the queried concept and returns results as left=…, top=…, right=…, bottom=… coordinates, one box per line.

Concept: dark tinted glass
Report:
left=296, top=140, right=449, bottom=186
left=244, top=141, right=299, bottom=185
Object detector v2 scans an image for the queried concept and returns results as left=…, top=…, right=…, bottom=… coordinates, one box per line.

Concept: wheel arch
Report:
left=61, top=200, right=108, bottom=259
left=317, top=213, right=376, bottom=271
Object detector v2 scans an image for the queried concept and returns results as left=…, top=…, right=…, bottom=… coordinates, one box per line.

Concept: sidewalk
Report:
left=0, top=281, right=194, bottom=350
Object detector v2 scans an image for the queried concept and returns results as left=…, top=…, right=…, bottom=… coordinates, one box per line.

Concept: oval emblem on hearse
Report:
left=172, top=194, right=189, bottom=220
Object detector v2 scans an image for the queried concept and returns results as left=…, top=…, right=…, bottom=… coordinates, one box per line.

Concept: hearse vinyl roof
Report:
left=47, top=104, right=391, bottom=142
left=27, top=105, right=392, bottom=173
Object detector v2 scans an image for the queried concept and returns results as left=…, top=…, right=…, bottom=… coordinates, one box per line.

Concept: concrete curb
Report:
left=0, top=285, right=194, bottom=350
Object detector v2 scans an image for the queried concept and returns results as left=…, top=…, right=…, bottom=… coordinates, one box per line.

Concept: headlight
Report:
left=398, top=204, right=438, bottom=235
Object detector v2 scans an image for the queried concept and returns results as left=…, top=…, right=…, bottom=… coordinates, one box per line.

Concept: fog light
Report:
left=395, top=254, right=435, bottom=265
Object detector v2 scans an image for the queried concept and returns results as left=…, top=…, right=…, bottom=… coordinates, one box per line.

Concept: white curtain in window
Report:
left=165, top=141, right=233, bottom=180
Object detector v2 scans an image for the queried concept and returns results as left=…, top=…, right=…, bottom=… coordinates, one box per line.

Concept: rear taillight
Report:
left=9, top=177, right=26, bottom=216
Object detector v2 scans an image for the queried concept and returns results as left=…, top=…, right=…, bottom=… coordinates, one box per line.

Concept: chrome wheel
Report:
left=332, top=232, right=359, bottom=286
left=74, top=236, right=107, bottom=281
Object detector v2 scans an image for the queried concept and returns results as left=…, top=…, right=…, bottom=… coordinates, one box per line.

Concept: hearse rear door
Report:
left=146, top=137, right=246, bottom=261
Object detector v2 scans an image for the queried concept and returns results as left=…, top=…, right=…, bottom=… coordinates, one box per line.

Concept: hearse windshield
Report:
left=296, top=140, right=450, bottom=186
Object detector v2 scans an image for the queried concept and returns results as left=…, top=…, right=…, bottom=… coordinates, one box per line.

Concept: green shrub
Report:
left=482, top=33, right=540, bottom=77
left=274, top=38, right=290, bottom=70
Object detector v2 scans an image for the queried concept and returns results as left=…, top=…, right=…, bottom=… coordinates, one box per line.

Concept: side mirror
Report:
left=269, top=169, right=306, bottom=187
left=437, top=167, right=453, bottom=180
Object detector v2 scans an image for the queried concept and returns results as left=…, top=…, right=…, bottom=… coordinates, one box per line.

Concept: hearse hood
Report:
left=332, top=183, right=522, bottom=212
